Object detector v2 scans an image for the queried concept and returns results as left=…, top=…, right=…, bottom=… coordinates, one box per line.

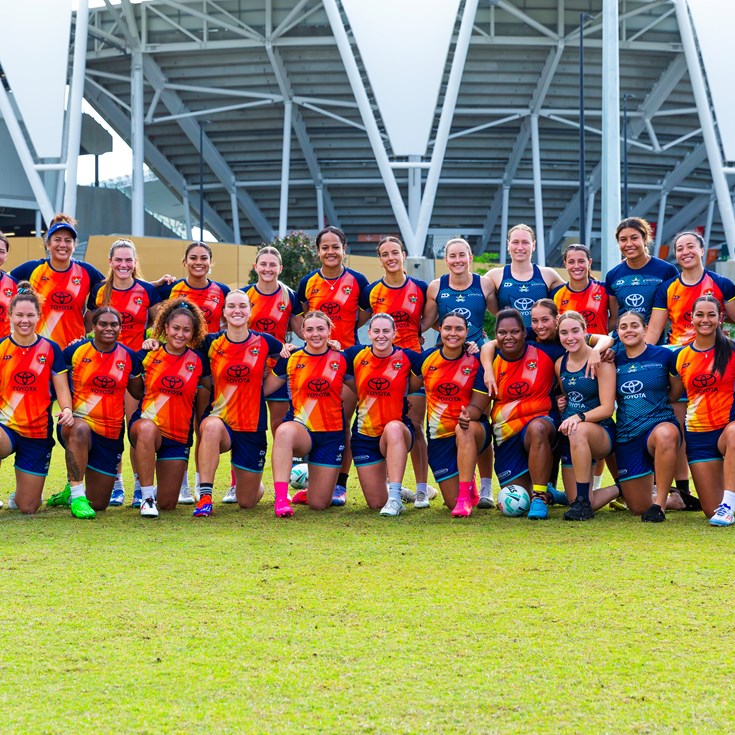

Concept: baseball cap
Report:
left=46, top=222, right=78, bottom=239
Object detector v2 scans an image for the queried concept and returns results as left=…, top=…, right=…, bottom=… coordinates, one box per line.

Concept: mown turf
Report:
left=0, top=454, right=731, bottom=734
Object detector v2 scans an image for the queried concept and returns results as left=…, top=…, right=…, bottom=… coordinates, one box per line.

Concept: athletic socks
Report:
left=480, top=477, right=492, bottom=494
left=722, top=490, right=735, bottom=508
left=141, top=485, right=156, bottom=501
left=274, top=481, right=289, bottom=505
left=69, top=483, right=85, bottom=500
left=532, top=483, right=547, bottom=499
left=337, top=472, right=349, bottom=489
left=576, top=481, right=591, bottom=502
left=388, top=482, right=402, bottom=503
left=416, top=482, right=428, bottom=496
left=593, top=474, right=603, bottom=491
left=199, top=482, right=213, bottom=497
left=676, top=479, right=690, bottom=495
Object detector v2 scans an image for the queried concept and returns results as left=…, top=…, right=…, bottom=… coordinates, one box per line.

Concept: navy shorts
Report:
left=224, top=425, right=268, bottom=473
left=351, top=422, right=415, bottom=467
left=559, top=420, right=615, bottom=467
left=284, top=420, right=345, bottom=468
left=428, top=422, right=492, bottom=483
left=128, top=416, right=191, bottom=462
left=57, top=424, right=124, bottom=477
left=685, top=428, right=724, bottom=464
left=494, top=416, right=557, bottom=485
left=615, top=422, right=680, bottom=482
left=0, top=423, right=54, bottom=477
left=267, top=382, right=289, bottom=402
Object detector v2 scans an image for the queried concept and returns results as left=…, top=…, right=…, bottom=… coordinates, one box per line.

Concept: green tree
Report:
left=474, top=252, right=497, bottom=339
left=249, top=231, right=321, bottom=289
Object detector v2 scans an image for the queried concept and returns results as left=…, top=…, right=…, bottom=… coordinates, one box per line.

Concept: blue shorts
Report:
left=0, top=423, right=54, bottom=477
left=615, top=423, right=680, bottom=482
left=351, top=422, right=415, bottom=467
left=128, top=416, right=191, bottom=462
left=57, top=424, right=124, bottom=477
left=267, top=382, right=289, bottom=402
left=559, top=420, right=615, bottom=467
left=224, top=426, right=268, bottom=473
left=494, top=416, right=557, bottom=485
left=428, top=421, right=492, bottom=482
left=685, top=428, right=723, bottom=464
left=408, top=386, right=426, bottom=398
left=285, top=421, right=345, bottom=468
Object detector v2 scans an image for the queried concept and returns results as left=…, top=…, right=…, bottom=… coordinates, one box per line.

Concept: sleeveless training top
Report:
left=496, top=264, right=550, bottom=329
left=436, top=273, right=487, bottom=346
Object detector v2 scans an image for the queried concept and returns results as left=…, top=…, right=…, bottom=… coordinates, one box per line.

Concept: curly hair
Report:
left=151, top=298, right=207, bottom=347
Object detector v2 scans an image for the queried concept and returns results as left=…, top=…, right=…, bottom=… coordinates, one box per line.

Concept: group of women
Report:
left=1, top=213, right=734, bottom=528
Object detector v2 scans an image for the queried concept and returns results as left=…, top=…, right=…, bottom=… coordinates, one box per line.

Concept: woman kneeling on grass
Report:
left=0, top=284, right=75, bottom=513
left=343, top=313, right=422, bottom=517
left=47, top=307, right=143, bottom=518
left=674, top=296, right=735, bottom=526
left=129, top=299, right=209, bottom=518
left=554, top=311, right=618, bottom=521
left=267, top=311, right=347, bottom=517
left=613, top=311, right=681, bottom=521
left=483, top=308, right=564, bottom=520
left=417, top=310, right=491, bottom=518
left=195, top=290, right=284, bottom=516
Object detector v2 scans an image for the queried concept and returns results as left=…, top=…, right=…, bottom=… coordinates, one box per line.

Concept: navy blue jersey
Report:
left=614, top=345, right=678, bottom=442
left=605, top=257, right=678, bottom=329
left=559, top=354, right=602, bottom=420
left=496, top=264, right=550, bottom=328
left=436, top=273, right=488, bottom=346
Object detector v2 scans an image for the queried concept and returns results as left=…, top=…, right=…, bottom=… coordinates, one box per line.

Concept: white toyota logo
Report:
left=567, top=391, right=584, bottom=403
left=625, top=293, right=645, bottom=308
left=621, top=379, right=644, bottom=394
left=514, top=297, right=534, bottom=311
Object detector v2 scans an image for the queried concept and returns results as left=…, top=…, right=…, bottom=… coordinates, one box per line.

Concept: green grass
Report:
left=0, top=452, right=731, bottom=734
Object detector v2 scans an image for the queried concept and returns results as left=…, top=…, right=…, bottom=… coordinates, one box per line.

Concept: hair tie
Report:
left=177, top=302, right=190, bottom=310
left=17, top=287, right=32, bottom=294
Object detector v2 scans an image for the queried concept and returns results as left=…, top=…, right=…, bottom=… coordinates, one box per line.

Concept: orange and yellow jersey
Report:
left=0, top=272, right=18, bottom=339
left=89, top=279, right=161, bottom=350
left=134, top=346, right=207, bottom=444
left=0, top=335, right=66, bottom=439
left=273, top=348, right=347, bottom=433
left=63, top=339, right=141, bottom=439
left=675, top=343, right=735, bottom=432
left=158, top=278, right=230, bottom=333
left=491, top=342, right=564, bottom=446
left=10, top=259, right=104, bottom=348
left=297, top=267, right=369, bottom=349
left=653, top=270, right=735, bottom=346
left=360, top=276, right=427, bottom=351
left=344, top=345, right=420, bottom=437
left=203, top=330, right=282, bottom=432
left=413, top=347, right=487, bottom=441
left=241, top=283, right=302, bottom=341
left=551, top=279, right=609, bottom=335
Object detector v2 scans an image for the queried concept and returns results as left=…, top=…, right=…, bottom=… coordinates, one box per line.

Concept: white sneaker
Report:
left=140, top=497, right=159, bottom=518
left=380, top=498, right=405, bottom=517
left=399, top=486, right=416, bottom=503
left=477, top=490, right=495, bottom=509
left=178, top=485, right=195, bottom=505
left=222, top=486, right=237, bottom=504
left=427, top=485, right=438, bottom=500
left=0, top=499, right=3, bottom=508
left=7, top=492, right=18, bottom=510
left=414, top=489, right=430, bottom=509
left=709, top=503, right=735, bottom=527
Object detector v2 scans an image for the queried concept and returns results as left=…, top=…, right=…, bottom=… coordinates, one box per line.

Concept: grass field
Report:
left=0, top=450, right=731, bottom=735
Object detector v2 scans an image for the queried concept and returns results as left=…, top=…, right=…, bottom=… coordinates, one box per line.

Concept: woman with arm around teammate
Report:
left=613, top=311, right=681, bottom=521
left=555, top=312, right=618, bottom=520
left=268, top=311, right=348, bottom=517
left=195, top=290, right=284, bottom=515
left=486, top=224, right=564, bottom=328
left=674, top=296, right=735, bottom=526
left=361, top=236, right=436, bottom=508
left=296, top=226, right=369, bottom=506
left=417, top=311, right=492, bottom=517
left=343, top=313, right=421, bottom=517
left=0, top=284, right=74, bottom=513
left=11, top=214, right=104, bottom=349
left=128, top=300, right=209, bottom=518
left=46, top=307, right=144, bottom=518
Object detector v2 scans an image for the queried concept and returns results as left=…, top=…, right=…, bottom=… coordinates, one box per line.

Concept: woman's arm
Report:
left=52, top=374, right=75, bottom=427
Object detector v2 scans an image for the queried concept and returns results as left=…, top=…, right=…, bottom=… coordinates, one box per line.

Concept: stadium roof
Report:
left=2, top=0, right=734, bottom=267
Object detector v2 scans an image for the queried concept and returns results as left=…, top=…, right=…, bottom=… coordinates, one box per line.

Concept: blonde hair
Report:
left=445, top=238, right=472, bottom=258
left=255, top=246, right=290, bottom=312
left=507, top=223, right=536, bottom=243
left=102, top=239, right=144, bottom=306
left=557, top=310, right=587, bottom=332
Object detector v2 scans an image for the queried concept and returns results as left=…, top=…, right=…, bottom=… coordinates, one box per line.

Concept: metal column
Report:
left=62, top=0, right=89, bottom=217
left=183, top=190, right=192, bottom=240
left=499, top=186, right=510, bottom=266
left=586, top=188, right=596, bottom=247
left=278, top=100, right=292, bottom=238
left=530, top=114, right=545, bottom=265
left=316, top=185, right=324, bottom=229
left=674, top=0, right=735, bottom=259
left=231, top=183, right=241, bottom=244
left=408, top=155, right=422, bottom=231
left=704, top=192, right=716, bottom=244
left=654, top=193, right=667, bottom=257
left=600, top=0, right=621, bottom=274
left=131, top=50, right=145, bottom=236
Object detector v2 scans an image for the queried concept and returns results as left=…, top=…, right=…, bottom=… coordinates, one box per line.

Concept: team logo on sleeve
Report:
left=462, top=367, right=472, bottom=375
left=72, top=277, right=81, bottom=286
left=116, top=361, right=126, bottom=371
left=342, top=286, right=352, bottom=295
left=3, top=288, right=12, bottom=297
left=186, top=362, right=196, bottom=371
left=330, top=361, right=340, bottom=370
left=409, top=295, right=418, bottom=303
left=525, top=361, right=537, bottom=370
left=392, top=361, right=403, bottom=370
left=278, top=303, right=287, bottom=312
left=135, top=297, right=144, bottom=305
left=212, top=295, right=220, bottom=303
left=593, top=293, right=602, bottom=302
left=37, top=355, right=46, bottom=364
left=250, top=347, right=261, bottom=356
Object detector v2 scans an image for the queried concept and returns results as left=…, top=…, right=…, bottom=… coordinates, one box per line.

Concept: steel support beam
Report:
left=499, top=186, right=510, bottom=265
left=230, top=185, right=241, bottom=244
left=530, top=114, right=546, bottom=265
left=131, top=50, right=145, bottom=236
left=278, top=101, right=292, bottom=237
left=674, top=0, right=735, bottom=259
left=63, top=0, right=90, bottom=216
left=653, top=193, right=667, bottom=256
left=660, top=194, right=711, bottom=243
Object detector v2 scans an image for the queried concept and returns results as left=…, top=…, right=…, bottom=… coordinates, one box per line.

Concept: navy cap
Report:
left=46, top=222, right=78, bottom=240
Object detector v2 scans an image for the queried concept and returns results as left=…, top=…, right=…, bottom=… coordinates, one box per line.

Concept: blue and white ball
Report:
left=498, top=485, right=530, bottom=517
left=289, top=463, right=309, bottom=490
